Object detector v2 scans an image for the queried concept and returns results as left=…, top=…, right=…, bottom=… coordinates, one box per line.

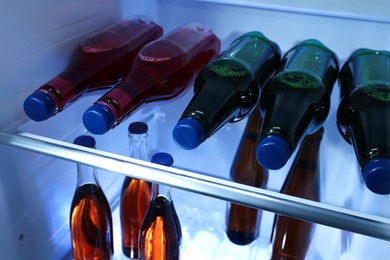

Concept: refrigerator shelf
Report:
left=1, top=129, right=389, bottom=241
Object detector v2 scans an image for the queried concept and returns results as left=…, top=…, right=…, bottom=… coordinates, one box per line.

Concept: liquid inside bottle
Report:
left=337, top=48, right=390, bottom=195
left=70, top=135, right=114, bottom=260
left=139, top=152, right=182, bottom=260
left=70, top=184, right=114, bottom=260
left=120, top=121, right=151, bottom=258
left=225, top=106, right=268, bottom=245
left=83, top=23, right=221, bottom=135
left=256, top=39, right=338, bottom=170
left=172, top=31, right=280, bottom=150
left=270, top=127, right=323, bottom=260
left=24, top=17, right=163, bottom=122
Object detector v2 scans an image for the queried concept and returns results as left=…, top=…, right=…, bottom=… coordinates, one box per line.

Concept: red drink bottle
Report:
left=24, top=17, right=163, bottom=121
left=139, top=152, right=182, bottom=260
left=120, top=122, right=151, bottom=258
left=83, top=23, right=221, bottom=135
left=70, top=135, right=114, bottom=259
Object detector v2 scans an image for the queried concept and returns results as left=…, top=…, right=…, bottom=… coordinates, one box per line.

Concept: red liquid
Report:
left=34, top=18, right=163, bottom=111
left=120, top=177, right=152, bottom=258
left=70, top=183, right=114, bottom=260
left=139, top=196, right=182, bottom=260
left=94, top=23, right=221, bottom=125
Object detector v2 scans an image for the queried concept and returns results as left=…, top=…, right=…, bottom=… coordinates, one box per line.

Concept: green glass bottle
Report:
left=172, top=31, right=281, bottom=150
left=337, top=48, right=390, bottom=195
left=256, top=39, right=339, bottom=170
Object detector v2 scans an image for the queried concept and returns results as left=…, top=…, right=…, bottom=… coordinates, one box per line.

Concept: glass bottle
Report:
left=120, top=122, right=152, bottom=258
left=337, top=48, right=390, bottom=195
left=139, top=152, right=182, bottom=260
left=70, top=135, right=114, bottom=259
left=269, top=127, right=324, bottom=260
left=83, top=23, right=221, bottom=135
left=225, top=105, right=269, bottom=245
left=23, top=17, right=163, bottom=121
left=256, top=39, right=338, bottom=170
left=172, top=31, right=281, bottom=150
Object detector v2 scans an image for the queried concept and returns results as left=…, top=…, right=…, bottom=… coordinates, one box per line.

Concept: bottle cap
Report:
left=73, top=135, right=96, bottom=148
left=83, top=104, right=115, bottom=135
left=128, top=121, right=148, bottom=135
left=151, top=152, right=174, bottom=167
left=172, top=117, right=206, bottom=150
left=23, top=92, right=56, bottom=121
left=256, top=135, right=291, bottom=170
left=362, top=158, right=390, bottom=195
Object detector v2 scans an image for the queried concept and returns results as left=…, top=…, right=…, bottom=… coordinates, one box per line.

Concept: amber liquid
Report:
left=226, top=107, right=268, bottom=245
left=270, top=128, right=323, bottom=260
left=120, top=177, right=152, bottom=258
left=70, top=183, right=114, bottom=260
left=139, top=196, right=182, bottom=260
left=38, top=19, right=163, bottom=110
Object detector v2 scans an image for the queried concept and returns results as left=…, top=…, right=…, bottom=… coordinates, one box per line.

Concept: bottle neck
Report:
left=295, top=127, right=324, bottom=162
left=151, top=183, right=172, bottom=202
left=76, top=163, right=99, bottom=187
left=129, top=132, right=148, bottom=160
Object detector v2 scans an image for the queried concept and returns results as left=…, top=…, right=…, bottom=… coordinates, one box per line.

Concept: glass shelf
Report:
left=1, top=129, right=389, bottom=241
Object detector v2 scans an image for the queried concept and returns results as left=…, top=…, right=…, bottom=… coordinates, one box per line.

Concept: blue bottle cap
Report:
left=151, top=152, right=174, bottom=167
left=362, top=158, right=390, bottom=195
left=172, top=117, right=206, bottom=150
left=256, top=135, right=291, bottom=170
left=128, top=121, right=148, bottom=135
left=73, top=135, right=96, bottom=148
left=23, top=92, right=56, bottom=121
left=83, top=104, right=115, bottom=135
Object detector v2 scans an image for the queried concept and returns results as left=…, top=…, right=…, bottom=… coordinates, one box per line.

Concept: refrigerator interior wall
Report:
left=0, top=0, right=389, bottom=259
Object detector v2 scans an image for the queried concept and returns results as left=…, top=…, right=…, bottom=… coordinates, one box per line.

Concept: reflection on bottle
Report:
left=83, top=23, right=221, bottom=135
left=172, top=31, right=280, bottom=150
left=225, top=105, right=269, bottom=245
left=70, top=135, right=114, bottom=259
left=139, top=152, right=182, bottom=260
left=256, top=39, right=338, bottom=170
left=270, top=127, right=324, bottom=260
left=120, top=122, right=151, bottom=258
left=24, top=17, right=163, bottom=121
left=337, top=48, right=390, bottom=195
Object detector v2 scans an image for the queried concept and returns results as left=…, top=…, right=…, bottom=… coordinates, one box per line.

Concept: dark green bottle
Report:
left=337, top=48, right=390, bottom=195
left=172, top=31, right=281, bottom=150
left=256, top=39, right=339, bottom=170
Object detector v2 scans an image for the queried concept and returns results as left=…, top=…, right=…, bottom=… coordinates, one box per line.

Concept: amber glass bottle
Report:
left=270, top=127, right=324, bottom=260
left=139, top=152, right=182, bottom=260
left=225, top=105, right=269, bottom=245
left=70, top=135, right=114, bottom=259
left=120, top=122, right=151, bottom=258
